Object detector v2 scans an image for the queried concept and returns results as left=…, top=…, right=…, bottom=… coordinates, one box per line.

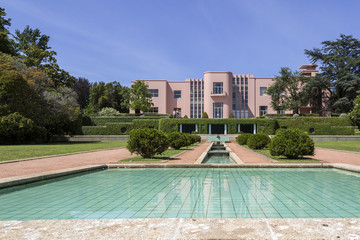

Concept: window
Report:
left=259, top=106, right=268, bottom=116
left=213, top=102, right=223, bottom=119
left=147, top=89, right=158, bottom=97
left=213, top=82, right=223, bottom=94
left=149, top=107, right=158, bottom=113
left=260, top=87, right=267, bottom=96
left=174, top=90, right=181, bottom=98
left=279, top=109, right=285, bottom=114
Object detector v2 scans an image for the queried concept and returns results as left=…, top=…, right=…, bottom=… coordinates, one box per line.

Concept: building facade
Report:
left=130, top=65, right=318, bottom=118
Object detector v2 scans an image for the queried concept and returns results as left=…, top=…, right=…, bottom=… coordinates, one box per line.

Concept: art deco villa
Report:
left=130, top=65, right=318, bottom=119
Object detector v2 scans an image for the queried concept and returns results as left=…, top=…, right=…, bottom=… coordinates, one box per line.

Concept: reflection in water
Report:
left=0, top=168, right=359, bottom=220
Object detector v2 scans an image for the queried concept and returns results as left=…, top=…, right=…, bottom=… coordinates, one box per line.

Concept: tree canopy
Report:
left=305, top=34, right=360, bottom=113
left=0, top=7, right=15, bottom=55
left=266, top=67, right=308, bottom=114
left=130, top=80, right=153, bottom=114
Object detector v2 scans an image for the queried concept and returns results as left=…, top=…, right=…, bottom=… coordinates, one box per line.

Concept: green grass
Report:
left=250, top=148, right=318, bottom=162
left=315, top=141, right=360, bottom=152
left=120, top=144, right=198, bottom=162
left=0, top=142, right=127, bottom=162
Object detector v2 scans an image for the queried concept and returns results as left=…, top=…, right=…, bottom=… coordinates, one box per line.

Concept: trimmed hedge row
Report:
left=82, top=123, right=134, bottom=135
left=277, top=117, right=352, bottom=126
left=83, top=115, right=168, bottom=126
left=158, top=118, right=278, bottom=135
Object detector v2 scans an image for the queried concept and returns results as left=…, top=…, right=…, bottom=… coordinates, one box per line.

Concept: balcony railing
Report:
left=211, top=91, right=227, bottom=96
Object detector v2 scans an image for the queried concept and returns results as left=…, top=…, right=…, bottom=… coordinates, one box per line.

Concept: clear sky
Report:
left=3, top=0, right=360, bottom=87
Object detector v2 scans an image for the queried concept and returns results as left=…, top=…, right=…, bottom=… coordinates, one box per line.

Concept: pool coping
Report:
left=1, top=162, right=359, bottom=189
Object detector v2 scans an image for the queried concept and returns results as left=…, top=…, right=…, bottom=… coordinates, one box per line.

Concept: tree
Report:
left=89, top=81, right=129, bottom=113
left=303, top=74, right=331, bottom=115
left=13, top=26, right=74, bottom=87
left=349, top=90, right=360, bottom=127
left=267, top=67, right=308, bottom=114
left=130, top=80, right=152, bottom=114
left=202, top=112, right=208, bottom=118
left=0, top=7, right=16, bottom=55
left=71, top=77, right=92, bottom=110
left=305, top=34, right=360, bottom=113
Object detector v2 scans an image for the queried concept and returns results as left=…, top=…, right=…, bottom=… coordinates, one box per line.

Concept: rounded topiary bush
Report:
left=127, top=128, right=169, bottom=158
left=269, top=128, right=314, bottom=159
left=167, top=132, right=189, bottom=149
left=236, top=133, right=252, bottom=145
left=246, top=133, right=271, bottom=149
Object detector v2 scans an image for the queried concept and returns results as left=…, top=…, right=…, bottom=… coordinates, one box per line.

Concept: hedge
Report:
left=82, top=123, right=134, bottom=135
left=83, top=116, right=167, bottom=126
left=132, top=119, right=159, bottom=129
left=277, top=117, right=352, bottom=126
left=158, top=118, right=278, bottom=135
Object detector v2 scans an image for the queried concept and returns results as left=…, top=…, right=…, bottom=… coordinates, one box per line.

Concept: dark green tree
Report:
left=305, top=34, right=360, bottom=113
left=303, top=74, right=331, bottom=115
left=266, top=67, right=308, bottom=114
left=0, top=7, right=16, bottom=55
left=13, top=26, right=74, bottom=87
left=89, top=81, right=129, bottom=113
left=130, top=80, right=152, bottom=114
left=71, top=77, right=92, bottom=110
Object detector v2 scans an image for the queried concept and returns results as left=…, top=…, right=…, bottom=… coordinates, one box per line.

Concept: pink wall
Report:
left=203, top=72, right=232, bottom=118
left=166, top=81, right=190, bottom=117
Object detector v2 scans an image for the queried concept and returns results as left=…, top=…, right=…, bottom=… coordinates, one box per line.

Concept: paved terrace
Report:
left=0, top=142, right=360, bottom=239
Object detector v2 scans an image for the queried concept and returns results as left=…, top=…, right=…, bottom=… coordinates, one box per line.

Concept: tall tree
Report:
left=267, top=67, right=308, bottom=114
left=303, top=74, right=331, bottom=115
left=89, top=81, right=129, bottom=113
left=305, top=34, right=360, bottom=113
left=13, top=26, right=74, bottom=87
left=71, top=77, right=92, bottom=110
left=349, top=90, right=360, bottom=127
left=0, top=7, right=15, bottom=55
left=130, top=80, right=152, bottom=114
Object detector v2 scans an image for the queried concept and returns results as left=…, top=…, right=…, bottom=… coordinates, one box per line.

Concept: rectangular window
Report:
left=260, top=106, right=268, bottom=116
left=213, top=102, right=223, bottom=119
left=213, top=82, right=223, bottom=94
left=148, top=107, right=158, bottom=113
left=174, top=90, right=181, bottom=98
left=279, top=109, right=285, bottom=114
left=147, top=89, right=158, bottom=97
left=260, top=87, right=267, bottom=96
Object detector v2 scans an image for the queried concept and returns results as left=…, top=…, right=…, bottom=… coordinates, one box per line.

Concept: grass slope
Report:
left=315, top=141, right=360, bottom=152
left=0, top=142, right=127, bottom=162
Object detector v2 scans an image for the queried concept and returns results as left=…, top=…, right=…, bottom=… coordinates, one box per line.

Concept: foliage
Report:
left=96, top=107, right=121, bottom=116
left=236, top=133, right=252, bottom=145
left=269, top=128, right=314, bottom=159
left=0, top=112, right=46, bottom=144
left=305, top=34, right=360, bottom=113
left=130, top=80, right=152, bottom=113
left=0, top=7, right=16, bottom=55
left=228, top=112, right=234, bottom=118
left=13, top=25, right=74, bottom=87
left=71, top=77, right=92, bottom=109
left=349, top=90, right=360, bottom=127
left=167, top=132, right=189, bottom=149
left=89, top=81, right=129, bottom=113
left=246, top=133, right=271, bottom=149
left=202, top=112, right=208, bottom=118
left=127, top=128, right=169, bottom=158
left=303, top=74, right=331, bottom=115
left=183, top=115, right=188, bottom=118
left=266, top=67, right=309, bottom=114
left=82, top=123, right=133, bottom=135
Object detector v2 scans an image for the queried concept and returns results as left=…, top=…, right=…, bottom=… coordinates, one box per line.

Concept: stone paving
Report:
left=310, top=147, right=360, bottom=166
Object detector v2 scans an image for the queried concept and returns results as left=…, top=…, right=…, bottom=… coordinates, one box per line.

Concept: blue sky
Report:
left=3, top=0, right=360, bottom=87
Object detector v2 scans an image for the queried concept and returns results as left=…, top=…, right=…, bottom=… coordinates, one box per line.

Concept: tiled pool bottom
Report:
left=0, top=168, right=359, bottom=220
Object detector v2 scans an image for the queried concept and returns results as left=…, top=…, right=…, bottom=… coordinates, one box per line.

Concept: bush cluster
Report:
left=127, top=128, right=169, bottom=158
left=167, top=132, right=201, bottom=149
left=247, top=133, right=271, bottom=149
left=0, top=112, right=46, bottom=144
left=236, top=133, right=252, bottom=145
left=269, top=128, right=314, bottom=159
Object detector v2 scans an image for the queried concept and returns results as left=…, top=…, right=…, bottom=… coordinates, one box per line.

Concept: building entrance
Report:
left=181, top=124, right=196, bottom=133
left=211, top=124, right=225, bottom=134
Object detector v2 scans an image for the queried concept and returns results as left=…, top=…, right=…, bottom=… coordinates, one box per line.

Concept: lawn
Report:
left=251, top=148, right=318, bottom=162
left=0, top=142, right=127, bottom=162
left=315, top=141, right=360, bottom=152
left=120, top=144, right=198, bottom=162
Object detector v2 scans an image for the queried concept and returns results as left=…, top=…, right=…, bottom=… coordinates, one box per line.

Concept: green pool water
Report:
left=0, top=168, right=359, bottom=220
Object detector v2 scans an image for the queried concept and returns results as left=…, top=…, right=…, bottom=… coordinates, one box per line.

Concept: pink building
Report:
left=130, top=65, right=318, bottom=118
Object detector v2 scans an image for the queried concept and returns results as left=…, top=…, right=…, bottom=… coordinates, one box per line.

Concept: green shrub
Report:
left=183, top=115, right=188, bottom=118
left=236, top=133, right=252, bottom=145
left=229, top=112, right=234, bottom=118
left=127, top=128, right=169, bottom=158
left=167, top=132, right=189, bottom=149
left=202, top=112, right=208, bottom=118
left=0, top=112, right=46, bottom=144
left=191, top=134, right=202, bottom=143
left=269, top=128, right=314, bottom=159
left=96, top=107, right=121, bottom=116
left=247, top=133, right=270, bottom=149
